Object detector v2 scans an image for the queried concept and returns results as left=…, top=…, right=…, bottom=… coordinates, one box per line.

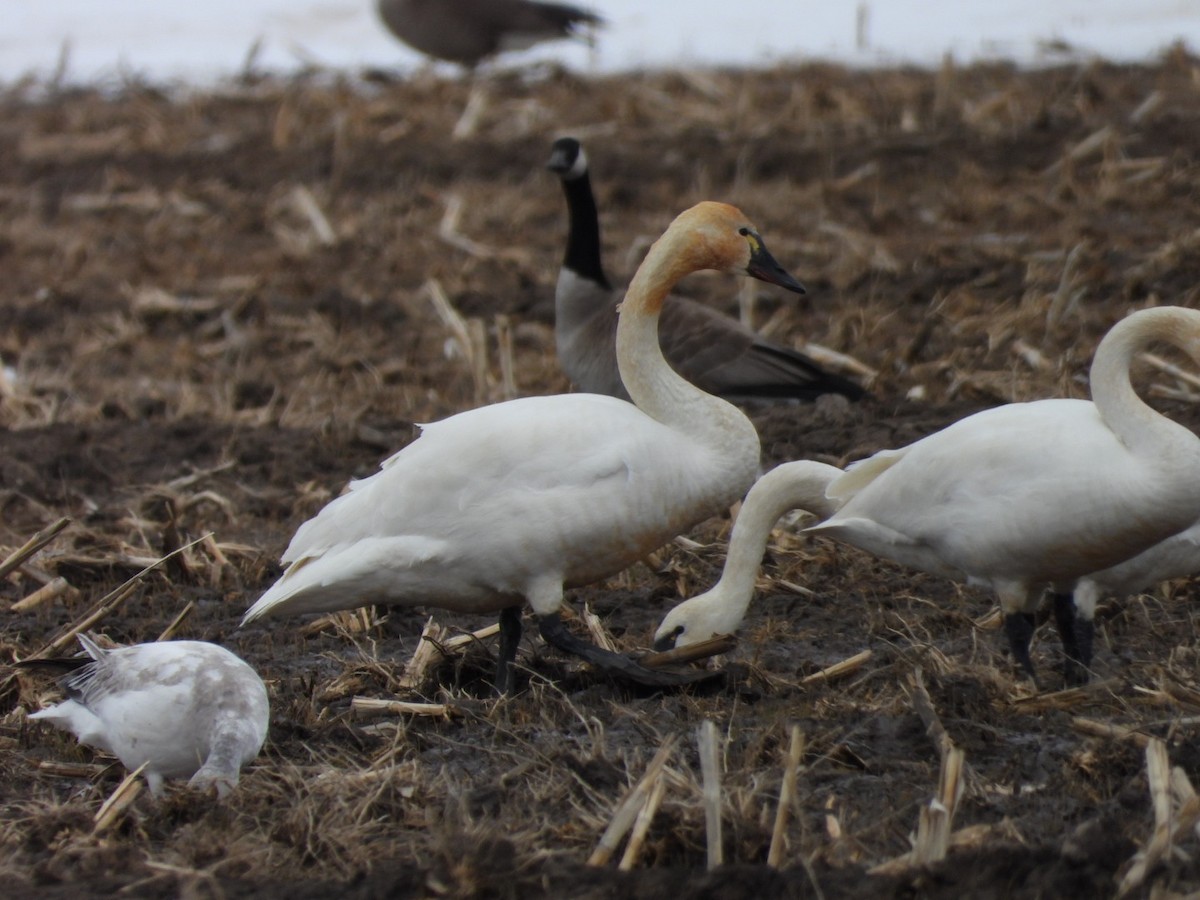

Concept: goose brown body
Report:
left=548, top=137, right=866, bottom=404
left=376, top=0, right=602, bottom=67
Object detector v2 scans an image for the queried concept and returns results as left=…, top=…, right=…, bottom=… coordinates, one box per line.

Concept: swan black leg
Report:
left=494, top=606, right=523, bottom=695
left=1003, top=612, right=1041, bottom=689
left=1052, top=592, right=1093, bottom=686
left=536, top=612, right=716, bottom=687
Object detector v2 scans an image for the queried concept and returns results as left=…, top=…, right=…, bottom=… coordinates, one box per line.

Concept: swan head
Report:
left=669, top=202, right=807, bottom=295
left=652, top=587, right=743, bottom=651
left=547, top=137, right=587, bottom=180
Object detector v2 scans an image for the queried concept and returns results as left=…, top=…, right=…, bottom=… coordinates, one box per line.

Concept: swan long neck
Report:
left=709, top=461, right=843, bottom=616
left=1090, top=307, right=1199, bottom=457
left=658, top=460, right=843, bottom=643
left=615, top=228, right=757, bottom=459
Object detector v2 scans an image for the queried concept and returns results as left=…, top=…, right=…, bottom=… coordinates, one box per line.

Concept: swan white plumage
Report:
left=654, top=460, right=843, bottom=650
left=656, top=306, right=1200, bottom=687
left=808, top=305, right=1200, bottom=685
left=1076, top=523, right=1200, bottom=613
left=26, top=635, right=269, bottom=796
left=1052, top=520, right=1200, bottom=677
left=242, top=201, right=807, bottom=692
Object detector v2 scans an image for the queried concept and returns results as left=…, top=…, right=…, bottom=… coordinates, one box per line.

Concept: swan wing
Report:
left=247, top=535, right=454, bottom=620
left=251, top=393, right=733, bottom=621
left=824, top=446, right=909, bottom=505
left=812, top=399, right=1186, bottom=582
left=281, top=394, right=648, bottom=564
left=1086, top=520, right=1200, bottom=596
left=806, top=516, right=964, bottom=579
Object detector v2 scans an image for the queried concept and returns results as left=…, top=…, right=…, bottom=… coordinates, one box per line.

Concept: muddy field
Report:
left=3, top=47, right=1200, bottom=898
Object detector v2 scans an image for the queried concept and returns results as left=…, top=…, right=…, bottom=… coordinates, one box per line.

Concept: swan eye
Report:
left=738, top=227, right=750, bottom=236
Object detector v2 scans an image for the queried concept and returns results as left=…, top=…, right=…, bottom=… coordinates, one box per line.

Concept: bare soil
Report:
left=3, top=49, right=1200, bottom=898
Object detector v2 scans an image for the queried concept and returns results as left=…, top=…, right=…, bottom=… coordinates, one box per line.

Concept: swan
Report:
left=243, top=201, right=808, bottom=693
left=375, top=0, right=602, bottom=68
left=548, top=137, right=867, bottom=404
left=25, top=635, right=269, bottom=797
left=656, top=306, right=1200, bottom=687
left=654, top=460, right=843, bottom=650
left=1052, top=520, right=1200, bottom=681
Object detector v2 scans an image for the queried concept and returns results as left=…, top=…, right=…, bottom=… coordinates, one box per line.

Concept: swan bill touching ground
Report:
left=547, top=137, right=867, bottom=404
left=244, top=201, right=808, bottom=693
left=375, top=0, right=603, bottom=68
left=24, top=636, right=269, bottom=797
left=654, top=460, right=843, bottom=651
left=657, top=306, right=1200, bottom=688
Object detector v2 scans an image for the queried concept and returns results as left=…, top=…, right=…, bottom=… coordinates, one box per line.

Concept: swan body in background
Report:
left=376, top=0, right=602, bottom=68
left=547, top=137, right=866, bottom=404
left=654, top=460, right=843, bottom=650
left=27, top=636, right=269, bottom=796
left=1053, top=520, right=1200, bottom=677
left=800, top=305, right=1200, bottom=686
left=244, top=202, right=807, bottom=692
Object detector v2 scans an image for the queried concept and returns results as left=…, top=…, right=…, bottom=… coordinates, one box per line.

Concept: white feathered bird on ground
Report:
left=243, top=201, right=809, bottom=692
left=25, top=635, right=269, bottom=796
left=656, top=306, right=1200, bottom=687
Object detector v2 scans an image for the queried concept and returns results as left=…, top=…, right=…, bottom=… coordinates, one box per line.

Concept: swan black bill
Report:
left=745, top=241, right=806, bottom=294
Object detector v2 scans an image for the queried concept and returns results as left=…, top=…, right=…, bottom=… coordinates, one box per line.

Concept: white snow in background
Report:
left=0, top=1, right=1196, bottom=86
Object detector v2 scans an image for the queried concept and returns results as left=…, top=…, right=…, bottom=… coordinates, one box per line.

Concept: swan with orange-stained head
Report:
left=655, top=306, right=1200, bottom=687
left=243, top=202, right=807, bottom=692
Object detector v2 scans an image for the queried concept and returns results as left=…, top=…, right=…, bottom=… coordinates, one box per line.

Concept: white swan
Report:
left=656, top=306, right=1200, bottom=687
left=654, top=460, right=843, bottom=650
left=243, top=201, right=807, bottom=692
left=26, top=636, right=269, bottom=796
left=1050, top=521, right=1200, bottom=679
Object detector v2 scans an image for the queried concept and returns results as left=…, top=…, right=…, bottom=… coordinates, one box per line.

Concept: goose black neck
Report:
left=559, top=171, right=612, bottom=290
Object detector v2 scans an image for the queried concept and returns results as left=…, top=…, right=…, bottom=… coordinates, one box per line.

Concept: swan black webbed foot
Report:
left=1051, top=591, right=1094, bottom=687
left=492, top=606, right=524, bottom=695
left=1003, top=611, right=1042, bottom=690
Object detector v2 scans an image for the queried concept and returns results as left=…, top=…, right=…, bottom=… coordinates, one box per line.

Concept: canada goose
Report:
left=25, top=636, right=269, bottom=796
left=657, top=307, right=1200, bottom=687
left=243, top=202, right=807, bottom=693
left=547, top=136, right=867, bottom=404
left=375, top=0, right=602, bottom=68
